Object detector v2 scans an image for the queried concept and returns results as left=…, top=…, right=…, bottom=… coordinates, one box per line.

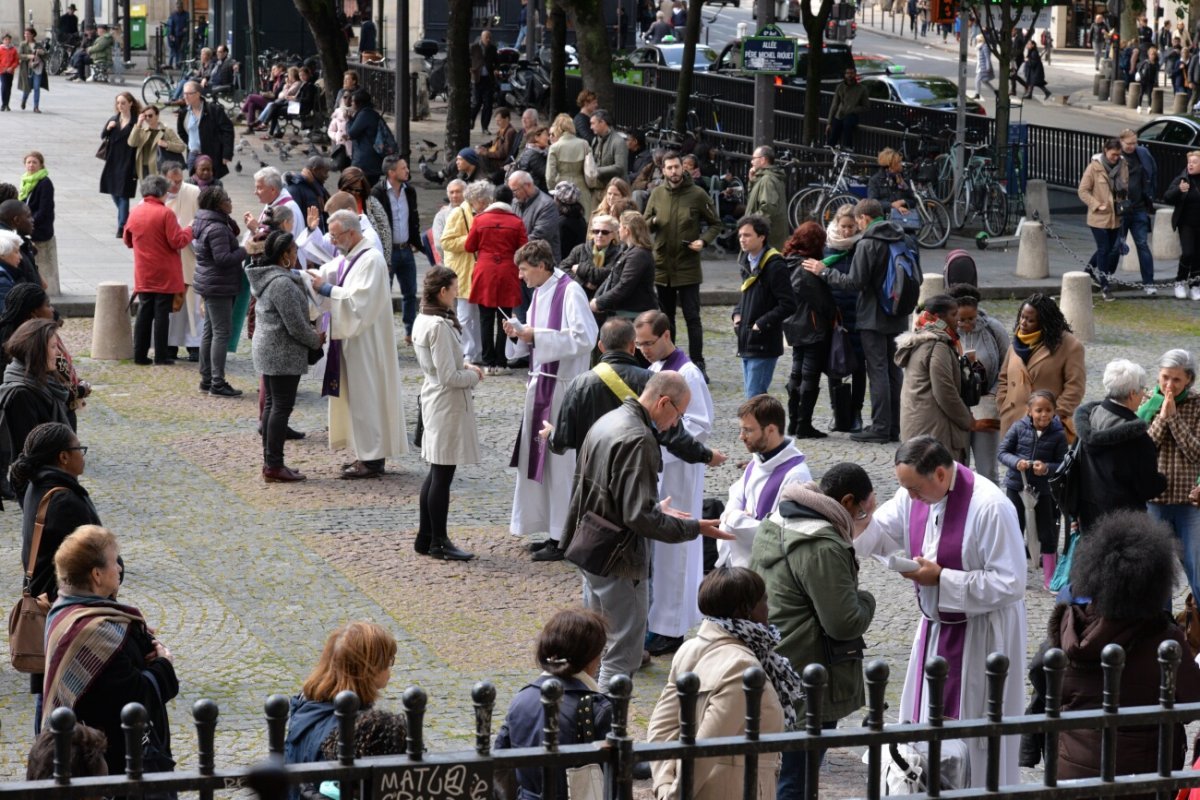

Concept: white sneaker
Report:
left=1144, top=284, right=1157, bottom=295
left=1177, top=282, right=1189, bottom=299
left=1191, top=286, right=1200, bottom=301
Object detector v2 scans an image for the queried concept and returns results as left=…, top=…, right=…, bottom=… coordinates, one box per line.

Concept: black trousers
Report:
left=1178, top=222, right=1200, bottom=283
left=787, top=341, right=829, bottom=394
left=656, top=283, right=705, bottom=368
left=134, top=292, right=174, bottom=362
left=0, top=73, right=11, bottom=108
left=261, top=373, right=301, bottom=468
left=477, top=305, right=512, bottom=368
left=470, top=75, right=495, bottom=131
left=418, top=463, right=458, bottom=546
left=1006, top=487, right=1059, bottom=554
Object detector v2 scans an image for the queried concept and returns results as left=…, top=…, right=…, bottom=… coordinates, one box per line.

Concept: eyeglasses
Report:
left=592, top=229, right=613, bottom=235
left=666, top=397, right=684, bottom=419
left=66, top=446, right=88, bottom=455
left=635, top=335, right=662, bottom=349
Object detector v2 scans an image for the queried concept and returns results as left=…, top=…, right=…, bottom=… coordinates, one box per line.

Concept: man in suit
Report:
left=469, top=30, right=498, bottom=134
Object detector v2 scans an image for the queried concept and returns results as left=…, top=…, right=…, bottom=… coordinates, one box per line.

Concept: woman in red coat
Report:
left=465, top=199, right=527, bottom=374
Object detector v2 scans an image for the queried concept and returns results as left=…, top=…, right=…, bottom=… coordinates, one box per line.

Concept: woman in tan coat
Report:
left=1077, top=137, right=1128, bottom=301
left=996, top=293, right=1086, bottom=441
left=127, top=104, right=187, bottom=180
left=546, top=113, right=595, bottom=220
left=648, top=567, right=796, bottom=800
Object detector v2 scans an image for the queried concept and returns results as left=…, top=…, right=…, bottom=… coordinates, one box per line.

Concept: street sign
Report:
left=979, top=4, right=1043, bottom=30
left=741, top=24, right=798, bottom=74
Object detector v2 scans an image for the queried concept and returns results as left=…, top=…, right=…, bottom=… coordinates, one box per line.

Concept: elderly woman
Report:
left=412, top=267, right=480, bottom=562
left=1141, top=349, right=1200, bottom=600
left=562, top=213, right=622, bottom=297
left=647, top=567, right=794, bottom=800
left=1162, top=150, right=1200, bottom=300
left=1074, top=359, right=1167, bottom=533
left=590, top=210, right=657, bottom=320
left=786, top=221, right=836, bottom=438
left=546, top=113, right=594, bottom=220
left=895, top=294, right=982, bottom=462
left=441, top=180, right=493, bottom=367
left=19, top=151, right=57, bottom=296
left=1049, top=510, right=1200, bottom=790
left=192, top=186, right=247, bottom=397
left=465, top=189, right=527, bottom=374
left=186, top=155, right=222, bottom=192
left=127, top=104, right=187, bottom=179
left=996, top=293, right=1086, bottom=440
left=0, top=229, right=25, bottom=310
left=43, top=526, right=178, bottom=777
left=1077, top=137, right=1128, bottom=301
left=867, top=147, right=915, bottom=212
left=950, top=284, right=1010, bottom=482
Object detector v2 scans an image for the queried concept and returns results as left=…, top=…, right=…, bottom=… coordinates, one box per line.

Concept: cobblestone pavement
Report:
left=0, top=298, right=1193, bottom=796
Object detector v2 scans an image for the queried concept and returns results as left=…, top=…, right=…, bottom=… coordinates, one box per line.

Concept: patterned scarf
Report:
left=916, top=311, right=960, bottom=346
left=706, top=616, right=804, bottom=730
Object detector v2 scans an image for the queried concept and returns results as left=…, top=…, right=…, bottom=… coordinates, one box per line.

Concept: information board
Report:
left=741, top=24, right=798, bottom=75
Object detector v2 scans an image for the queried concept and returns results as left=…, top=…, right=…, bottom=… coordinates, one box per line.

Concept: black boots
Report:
left=786, top=387, right=801, bottom=436
left=428, top=535, right=475, bottom=561
left=792, top=388, right=828, bottom=439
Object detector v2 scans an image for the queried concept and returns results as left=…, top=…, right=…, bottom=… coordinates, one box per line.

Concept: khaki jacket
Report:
left=439, top=201, right=476, bottom=296
left=895, top=328, right=975, bottom=461
left=1077, top=157, right=1128, bottom=229
left=995, top=332, right=1087, bottom=440
left=647, top=620, right=784, bottom=800
left=127, top=123, right=187, bottom=179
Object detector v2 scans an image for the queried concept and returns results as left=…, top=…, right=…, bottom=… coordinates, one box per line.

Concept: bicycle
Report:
left=786, top=147, right=860, bottom=229
left=142, top=58, right=193, bottom=106
left=950, top=142, right=1008, bottom=237
left=907, top=176, right=952, bottom=249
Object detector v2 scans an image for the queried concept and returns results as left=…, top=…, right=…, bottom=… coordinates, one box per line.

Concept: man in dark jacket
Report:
left=732, top=214, right=794, bottom=398
left=804, top=198, right=907, bottom=444
left=468, top=30, right=498, bottom=134
left=508, top=170, right=561, bottom=261
left=0, top=200, right=42, bottom=287
left=372, top=155, right=421, bottom=340
left=176, top=82, right=234, bottom=179
left=1118, top=129, right=1159, bottom=294
left=346, top=89, right=386, bottom=186
left=1073, top=359, right=1167, bottom=533
left=644, top=153, right=722, bottom=376
left=827, top=68, right=870, bottom=150
left=285, top=156, right=332, bottom=231
left=166, top=1, right=188, bottom=67
left=561, top=370, right=731, bottom=691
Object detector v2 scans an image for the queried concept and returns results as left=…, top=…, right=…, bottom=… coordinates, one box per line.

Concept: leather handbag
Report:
left=95, top=139, right=109, bottom=161
left=563, top=511, right=635, bottom=577
left=8, top=487, right=67, bottom=673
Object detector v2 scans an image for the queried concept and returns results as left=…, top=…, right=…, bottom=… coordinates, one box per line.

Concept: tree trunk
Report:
left=557, top=0, right=617, bottom=111
left=292, top=0, right=349, bottom=111
left=801, top=0, right=833, bottom=147
left=550, top=3, right=568, bottom=115
left=444, top=0, right=472, bottom=158
left=673, top=0, right=705, bottom=133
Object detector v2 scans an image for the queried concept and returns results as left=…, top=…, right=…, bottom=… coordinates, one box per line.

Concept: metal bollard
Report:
left=121, top=702, right=148, bottom=781
left=676, top=672, right=700, bottom=800
left=742, top=668, right=766, bottom=800
left=924, top=657, right=948, bottom=796
left=540, top=679, right=564, bottom=800
left=984, top=653, right=1009, bottom=793
left=49, top=707, right=77, bottom=785
left=1042, top=648, right=1066, bottom=788
left=865, top=660, right=890, bottom=800
left=1100, top=644, right=1126, bottom=782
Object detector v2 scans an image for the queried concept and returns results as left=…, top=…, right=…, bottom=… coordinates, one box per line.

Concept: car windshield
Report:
left=661, top=46, right=718, bottom=68
left=797, top=48, right=853, bottom=80
left=894, top=79, right=958, bottom=104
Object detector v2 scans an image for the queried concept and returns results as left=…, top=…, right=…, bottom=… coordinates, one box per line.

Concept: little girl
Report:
left=999, top=389, right=1068, bottom=589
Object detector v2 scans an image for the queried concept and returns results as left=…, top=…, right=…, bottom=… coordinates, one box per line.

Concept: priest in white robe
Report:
left=163, top=163, right=201, bottom=354
left=853, top=435, right=1027, bottom=788
left=309, top=210, right=408, bottom=478
left=504, top=240, right=597, bottom=561
left=634, top=310, right=713, bottom=653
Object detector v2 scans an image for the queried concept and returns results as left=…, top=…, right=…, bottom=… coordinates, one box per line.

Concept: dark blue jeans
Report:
left=390, top=246, right=418, bottom=334
left=1119, top=208, right=1155, bottom=285
left=777, top=720, right=838, bottom=800
left=1088, top=225, right=1121, bottom=290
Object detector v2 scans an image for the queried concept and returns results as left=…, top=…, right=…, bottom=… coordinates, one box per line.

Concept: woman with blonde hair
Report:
left=867, top=147, right=915, bottom=212
left=285, top=621, right=398, bottom=772
left=546, top=112, right=594, bottom=219
left=591, top=209, right=657, bottom=319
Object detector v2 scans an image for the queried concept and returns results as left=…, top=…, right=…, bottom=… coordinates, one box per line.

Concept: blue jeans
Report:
left=390, top=246, right=418, bottom=334
left=168, top=39, right=183, bottom=68
left=742, top=356, right=778, bottom=398
left=112, top=195, right=130, bottom=229
left=1150, top=503, right=1200, bottom=602
left=777, top=720, right=837, bottom=800
left=22, top=72, right=41, bottom=109
left=1119, top=208, right=1155, bottom=285
left=1088, top=226, right=1121, bottom=290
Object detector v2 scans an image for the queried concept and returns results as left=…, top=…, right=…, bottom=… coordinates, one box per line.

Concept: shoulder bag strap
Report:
left=593, top=362, right=637, bottom=402
left=25, top=486, right=68, bottom=588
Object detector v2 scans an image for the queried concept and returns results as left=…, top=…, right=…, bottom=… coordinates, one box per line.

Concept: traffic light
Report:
left=931, top=0, right=956, bottom=25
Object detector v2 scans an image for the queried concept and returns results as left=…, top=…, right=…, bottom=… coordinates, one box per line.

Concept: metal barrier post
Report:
left=335, top=690, right=361, bottom=800
left=1157, top=641, right=1182, bottom=781
left=1043, top=648, right=1066, bottom=788
left=540, top=679, right=564, bottom=800
left=605, top=675, right=634, bottom=800
left=121, top=702, right=148, bottom=781
left=742, top=667, right=765, bottom=800
left=404, top=687, right=428, bottom=761
left=265, top=694, right=290, bottom=762
left=984, top=653, right=1009, bottom=792
left=1100, top=644, right=1126, bottom=783
left=802, top=664, right=827, bottom=800
left=676, top=672, right=700, bottom=800
left=864, top=660, right=889, bottom=800
left=49, top=707, right=76, bottom=785
left=473, top=681, right=497, bottom=756
left=194, top=698, right=219, bottom=800
left=925, top=656, right=948, bottom=796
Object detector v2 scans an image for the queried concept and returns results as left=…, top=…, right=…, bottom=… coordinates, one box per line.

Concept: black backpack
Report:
left=958, top=354, right=986, bottom=408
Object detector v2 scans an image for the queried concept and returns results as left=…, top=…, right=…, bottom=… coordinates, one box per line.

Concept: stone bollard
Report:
left=1025, top=179, right=1051, bottom=225
left=1151, top=87, right=1165, bottom=114
left=917, top=273, right=944, bottom=304
left=1174, top=92, right=1192, bottom=114
left=1119, top=231, right=1141, bottom=273
left=1015, top=222, right=1050, bottom=279
left=1061, top=271, right=1095, bottom=343
left=1097, top=78, right=1111, bottom=102
left=90, top=282, right=134, bottom=361
left=1112, top=80, right=1127, bottom=106
left=1093, top=73, right=1101, bottom=96
left=1152, top=206, right=1181, bottom=260
left=1126, top=82, right=1143, bottom=109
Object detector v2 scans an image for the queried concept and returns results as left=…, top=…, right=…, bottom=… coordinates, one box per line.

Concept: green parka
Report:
left=750, top=497, right=876, bottom=723
left=745, top=164, right=789, bottom=250
left=643, top=172, right=722, bottom=287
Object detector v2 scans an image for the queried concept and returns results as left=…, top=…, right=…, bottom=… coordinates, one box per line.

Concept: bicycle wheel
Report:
left=47, top=46, right=65, bottom=75
left=789, top=188, right=822, bottom=227
left=933, top=153, right=954, bottom=203
left=141, top=75, right=173, bottom=107
left=819, top=193, right=858, bottom=227
left=983, top=183, right=1009, bottom=237
left=951, top=184, right=969, bottom=230
left=915, top=198, right=951, bottom=249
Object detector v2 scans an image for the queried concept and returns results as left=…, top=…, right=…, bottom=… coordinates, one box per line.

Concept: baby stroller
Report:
left=944, top=248, right=978, bottom=287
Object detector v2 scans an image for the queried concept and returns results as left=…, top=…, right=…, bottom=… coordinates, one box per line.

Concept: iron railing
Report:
left=11, top=641, right=1200, bottom=800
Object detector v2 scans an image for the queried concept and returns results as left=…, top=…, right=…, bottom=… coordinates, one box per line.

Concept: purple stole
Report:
left=510, top=272, right=573, bottom=482
left=320, top=249, right=368, bottom=398
left=659, top=347, right=690, bottom=373
left=908, top=463, right=974, bottom=721
left=742, top=455, right=806, bottom=520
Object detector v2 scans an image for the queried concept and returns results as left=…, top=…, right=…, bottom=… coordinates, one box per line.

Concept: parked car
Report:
left=854, top=53, right=905, bottom=75
left=627, top=43, right=720, bottom=71
left=1136, top=115, right=1200, bottom=147
left=860, top=74, right=987, bottom=115
left=711, top=38, right=854, bottom=88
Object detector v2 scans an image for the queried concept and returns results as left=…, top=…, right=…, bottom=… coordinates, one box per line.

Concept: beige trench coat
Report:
left=546, top=131, right=595, bottom=220
left=413, top=312, right=480, bottom=466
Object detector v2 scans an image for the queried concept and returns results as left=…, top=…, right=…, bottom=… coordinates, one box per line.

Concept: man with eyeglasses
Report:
left=633, top=309, right=716, bottom=658
left=175, top=80, right=233, bottom=180
left=561, top=370, right=732, bottom=692
left=744, top=146, right=789, bottom=250
left=559, top=215, right=622, bottom=298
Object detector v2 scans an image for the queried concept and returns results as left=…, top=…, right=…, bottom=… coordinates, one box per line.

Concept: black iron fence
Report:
left=12, top=641, right=1200, bottom=800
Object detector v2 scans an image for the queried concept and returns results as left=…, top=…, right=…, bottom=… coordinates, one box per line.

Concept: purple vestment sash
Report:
left=660, top=347, right=690, bottom=373
left=510, top=272, right=573, bottom=482
left=742, top=454, right=806, bottom=520
left=320, top=249, right=368, bottom=398
left=908, top=463, right=974, bottom=720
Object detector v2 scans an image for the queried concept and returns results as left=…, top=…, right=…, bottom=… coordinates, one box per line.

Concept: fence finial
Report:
left=1043, top=647, right=1066, bottom=788
left=925, top=656, right=948, bottom=727
left=121, top=702, right=148, bottom=780
left=472, top=681, right=496, bottom=756
left=1101, top=643, right=1126, bottom=713
left=49, top=706, right=76, bottom=786
left=264, top=695, right=290, bottom=762
left=193, top=699, right=219, bottom=776
left=865, top=659, right=889, bottom=732
left=677, top=672, right=700, bottom=745
left=540, top=678, right=564, bottom=752
left=334, top=690, right=361, bottom=767
left=1159, top=640, right=1182, bottom=709
left=801, top=663, right=827, bottom=736
left=404, top=686, right=428, bottom=762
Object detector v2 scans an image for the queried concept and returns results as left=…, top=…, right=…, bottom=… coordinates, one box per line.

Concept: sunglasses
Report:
left=592, top=229, right=614, bottom=235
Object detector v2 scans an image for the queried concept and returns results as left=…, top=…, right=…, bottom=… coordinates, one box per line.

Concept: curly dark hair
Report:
left=1069, top=510, right=1180, bottom=620
left=197, top=185, right=229, bottom=212
left=317, top=708, right=407, bottom=761
left=1017, top=293, right=1072, bottom=353
left=782, top=220, right=826, bottom=259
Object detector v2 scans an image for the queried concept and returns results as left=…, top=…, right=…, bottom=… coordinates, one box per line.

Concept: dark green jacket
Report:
left=750, top=501, right=875, bottom=723
left=745, top=164, right=790, bottom=250
left=643, top=173, right=722, bottom=287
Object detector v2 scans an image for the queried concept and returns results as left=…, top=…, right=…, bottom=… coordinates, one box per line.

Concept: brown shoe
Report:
left=263, top=465, right=306, bottom=483
left=340, top=460, right=383, bottom=479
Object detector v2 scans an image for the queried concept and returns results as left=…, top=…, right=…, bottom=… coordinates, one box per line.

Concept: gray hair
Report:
left=590, top=109, right=612, bottom=126
left=447, top=179, right=467, bottom=194
left=327, top=209, right=362, bottom=234
left=464, top=180, right=494, bottom=206
left=140, top=175, right=169, bottom=198
left=507, top=170, right=534, bottom=188
left=0, top=229, right=22, bottom=259
left=522, top=108, right=539, bottom=126
left=162, top=161, right=185, bottom=177
left=254, top=166, right=284, bottom=190
left=1102, top=359, right=1147, bottom=401
left=644, top=370, right=690, bottom=406
left=1158, top=348, right=1196, bottom=381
